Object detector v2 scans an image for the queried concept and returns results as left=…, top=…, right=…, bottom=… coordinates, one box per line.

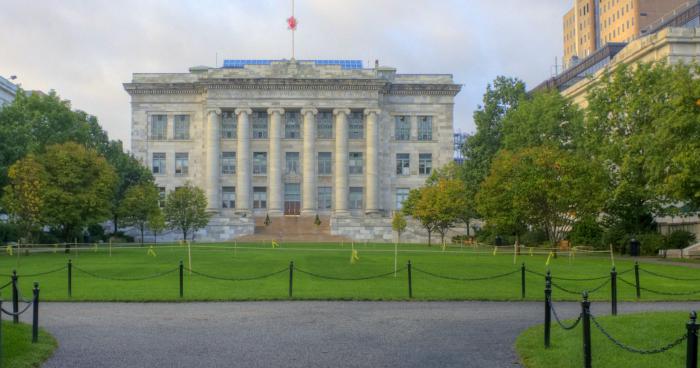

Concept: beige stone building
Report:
left=124, top=59, right=460, bottom=242
left=563, top=0, right=692, bottom=68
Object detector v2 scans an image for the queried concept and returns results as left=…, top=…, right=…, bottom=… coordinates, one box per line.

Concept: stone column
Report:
left=205, top=108, right=222, bottom=213
left=333, top=108, right=351, bottom=216
left=267, top=108, right=284, bottom=216
left=235, top=108, right=252, bottom=214
left=364, top=109, right=381, bottom=215
left=301, top=108, right=318, bottom=216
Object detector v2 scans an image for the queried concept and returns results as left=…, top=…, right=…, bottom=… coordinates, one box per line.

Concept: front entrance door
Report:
left=284, top=183, right=301, bottom=215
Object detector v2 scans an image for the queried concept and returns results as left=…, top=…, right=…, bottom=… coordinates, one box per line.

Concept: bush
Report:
left=666, top=230, right=697, bottom=249
left=0, top=222, right=19, bottom=243
left=635, top=232, right=667, bottom=256
left=568, top=216, right=604, bottom=248
left=88, top=224, right=106, bottom=242
left=521, top=229, right=548, bottom=246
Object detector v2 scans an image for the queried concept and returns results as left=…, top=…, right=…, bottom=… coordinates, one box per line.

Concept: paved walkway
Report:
left=21, top=301, right=700, bottom=368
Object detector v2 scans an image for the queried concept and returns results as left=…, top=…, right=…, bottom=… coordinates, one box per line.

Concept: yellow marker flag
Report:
left=441, top=243, right=447, bottom=252
left=6, top=244, right=12, bottom=256
left=93, top=243, right=98, bottom=253
left=350, top=249, right=360, bottom=264
left=545, top=251, right=554, bottom=266
left=271, top=240, right=279, bottom=249
left=529, top=247, right=534, bottom=257
left=492, top=247, right=497, bottom=256
left=53, top=243, right=58, bottom=254
left=147, top=245, right=157, bottom=257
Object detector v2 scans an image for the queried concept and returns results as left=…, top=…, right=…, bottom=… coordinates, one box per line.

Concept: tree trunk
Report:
left=466, top=219, right=470, bottom=237
left=183, top=229, right=188, bottom=242
left=113, top=215, right=119, bottom=234
left=427, top=227, right=432, bottom=247
left=140, top=225, right=145, bottom=246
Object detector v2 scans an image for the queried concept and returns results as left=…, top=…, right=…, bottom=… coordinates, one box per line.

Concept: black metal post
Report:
left=687, top=311, right=698, bottom=368
left=288, top=261, right=294, bottom=298
left=179, top=261, right=184, bottom=298
left=545, top=270, right=552, bottom=348
left=407, top=260, right=413, bottom=299
left=634, top=261, right=641, bottom=299
left=611, top=266, right=617, bottom=316
left=32, top=282, right=39, bottom=343
left=0, top=297, right=3, bottom=365
left=11, top=270, right=18, bottom=324
left=521, top=262, right=526, bottom=299
left=68, top=259, right=72, bottom=298
left=582, top=291, right=592, bottom=368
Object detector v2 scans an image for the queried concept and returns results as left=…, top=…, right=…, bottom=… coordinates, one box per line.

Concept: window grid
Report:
left=317, top=186, right=332, bottom=210
left=318, top=152, right=332, bottom=175
left=349, top=187, right=363, bottom=210
left=348, top=112, right=364, bottom=139
left=152, top=153, right=166, bottom=174
left=150, top=115, right=167, bottom=140
left=222, top=152, right=236, bottom=174
left=349, top=152, right=363, bottom=175
left=317, top=111, right=333, bottom=139
left=253, top=152, right=267, bottom=175
left=253, top=187, right=267, bottom=209
left=285, top=152, right=300, bottom=175
left=222, top=112, right=237, bottom=139
left=417, top=116, right=433, bottom=141
left=173, top=115, right=190, bottom=140
left=285, top=111, right=301, bottom=139
left=396, top=153, right=410, bottom=175
left=222, top=187, right=236, bottom=209
left=394, top=116, right=410, bottom=141
left=252, top=111, right=268, bottom=139
left=175, top=153, right=189, bottom=175
left=395, top=188, right=410, bottom=210
left=419, top=153, right=432, bottom=175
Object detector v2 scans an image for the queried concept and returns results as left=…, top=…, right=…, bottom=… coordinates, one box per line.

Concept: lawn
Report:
left=0, top=321, right=56, bottom=368
left=1, top=242, right=700, bottom=301
left=516, top=311, right=694, bottom=368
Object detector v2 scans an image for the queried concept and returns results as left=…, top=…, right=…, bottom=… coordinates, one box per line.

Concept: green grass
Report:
left=516, top=311, right=693, bottom=368
left=0, top=321, right=57, bottom=368
left=2, top=242, right=700, bottom=301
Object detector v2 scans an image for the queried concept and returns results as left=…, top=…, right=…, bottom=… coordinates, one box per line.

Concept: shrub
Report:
left=521, top=229, right=548, bottom=246
left=666, top=230, right=697, bottom=249
left=634, top=232, right=667, bottom=256
left=568, top=216, right=604, bottom=248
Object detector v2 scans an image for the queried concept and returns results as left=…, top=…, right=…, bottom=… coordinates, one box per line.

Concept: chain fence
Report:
left=589, top=312, right=688, bottom=354
left=295, top=267, right=405, bottom=281
left=73, top=265, right=178, bottom=281
left=550, top=278, right=610, bottom=295
left=619, top=277, right=700, bottom=296
left=548, top=298, right=582, bottom=330
left=639, top=268, right=700, bottom=281
left=186, top=267, right=288, bottom=281
left=412, top=267, right=519, bottom=281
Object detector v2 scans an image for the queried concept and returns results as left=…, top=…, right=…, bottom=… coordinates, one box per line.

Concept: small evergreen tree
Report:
left=314, top=214, right=321, bottom=226
left=264, top=213, right=271, bottom=226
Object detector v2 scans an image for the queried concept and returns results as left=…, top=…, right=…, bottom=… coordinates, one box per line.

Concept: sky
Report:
left=1, top=0, right=570, bottom=149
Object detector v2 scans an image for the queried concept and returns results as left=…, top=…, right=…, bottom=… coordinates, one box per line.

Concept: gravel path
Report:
left=20, top=301, right=700, bottom=368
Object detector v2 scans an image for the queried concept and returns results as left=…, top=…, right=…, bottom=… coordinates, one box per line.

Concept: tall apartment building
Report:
left=563, top=0, right=691, bottom=68
left=124, top=59, right=460, bottom=242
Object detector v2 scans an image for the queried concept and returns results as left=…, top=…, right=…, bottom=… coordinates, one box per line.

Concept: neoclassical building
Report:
left=124, top=59, right=460, bottom=241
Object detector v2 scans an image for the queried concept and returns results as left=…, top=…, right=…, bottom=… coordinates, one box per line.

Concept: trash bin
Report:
left=629, top=238, right=640, bottom=257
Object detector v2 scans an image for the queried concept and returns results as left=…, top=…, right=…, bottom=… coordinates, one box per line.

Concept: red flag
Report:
left=287, top=16, right=298, bottom=30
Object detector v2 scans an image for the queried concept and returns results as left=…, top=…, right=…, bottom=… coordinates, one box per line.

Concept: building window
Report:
left=158, top=187, right=166, bottom=207
left=253, top=187, right=267, bottom=209
left=395, top=116, right=410, bottom=140
left=418, top=116, right=433, bottom=141
left=173, top=115, right=190, bottom=140
left=317, top=111, right=333, bottom=139
left=318, top=152, right=332, bottom=175
left=285, top=152, right=300, bottom=175
left=150, top=115, right=167, bottom=140
left=318, top=186, right=332, bottom=210
left=395, top=188, right=410, bottom=210
left=284, top=111, right=301, bottom=139
left=349, top=187, right=363, bottom=210
left=222, top=186, right=236, bottom=209
left=175, top=153, right=189, bottom=175
left=252, top=111, right=268, bottom=139
left=349, top=152, right=363, bottom=175
left=396, top=153, right=410, bottom=175
left=222, top=152, right=236, bottom=174
left=349, top=111, right=363, bottom=139
left=253, top=152, right=267, bottom=175
left=152, top=153, right=166, bottom=174
left=222, top=112, right=237, bottom=139
left=419, top=153, right=432, bottom=175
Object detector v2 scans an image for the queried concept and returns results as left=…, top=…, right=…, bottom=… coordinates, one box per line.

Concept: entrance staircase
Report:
left=236, top=215, right=350, bottom=243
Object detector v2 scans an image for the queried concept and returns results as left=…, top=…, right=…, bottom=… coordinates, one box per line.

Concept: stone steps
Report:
left=236, top=215, right=351, bottom=243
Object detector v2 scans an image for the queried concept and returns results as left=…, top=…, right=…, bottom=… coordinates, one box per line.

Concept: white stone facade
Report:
left=124, top=60, right=460, bottom=241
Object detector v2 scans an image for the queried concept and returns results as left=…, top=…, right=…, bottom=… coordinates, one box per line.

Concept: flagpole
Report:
left=291, top=0, right=295, bottom=59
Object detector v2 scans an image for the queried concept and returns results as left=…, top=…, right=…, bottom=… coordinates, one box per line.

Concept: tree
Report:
left=0, top=90, right=110, bottom=191
left=102, top=140, right=154, bottom=234
left=40, top=142, right=117, bottom=243
left=403, top=179, right=467, bottom=246
left=460, top=76, right=527, bottom=194
left=402, top=187, right=437, bottom=246
left=148, top=209, right=166, bottom=244
left=392, top=211, right=407, bottom=243
left=1, top=155, right=48, bottom=243
left=119, top=182, right=160, bottom=245
left=501, top=90, right=584, bottom=152
left=428, top=163, right=477, bottom=237
left=476, top=146, right=607, bottom=247
left=164, top=183, right=210, bottom=241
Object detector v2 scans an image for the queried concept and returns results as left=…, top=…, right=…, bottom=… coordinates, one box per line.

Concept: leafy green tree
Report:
left=428, top=163, right=477, bottom=236
left=501, top=90, right=583, bottom=151
left=403, top=179, right=467, bottom=246
left=0, top=90, right=110, bottom=191
left=164, top=183, right=210, bottom=241
left=460, top=76, right=527, bottom=194
left=148, top=209, right=166, bottom=244
left=119, top=182, right=160, bottom=244
left=1, top=155, right=48, bottom=243
left=391, top=211, right=407, bottom=243
left=476, top=146, right=607, bottom=247
left=40, top=142, right=117, bottom=243
left=402, top=187, right=437, bottom=246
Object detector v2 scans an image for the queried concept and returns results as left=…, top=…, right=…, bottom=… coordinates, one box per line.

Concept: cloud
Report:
left=0, top=0, right=570, bottom=148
